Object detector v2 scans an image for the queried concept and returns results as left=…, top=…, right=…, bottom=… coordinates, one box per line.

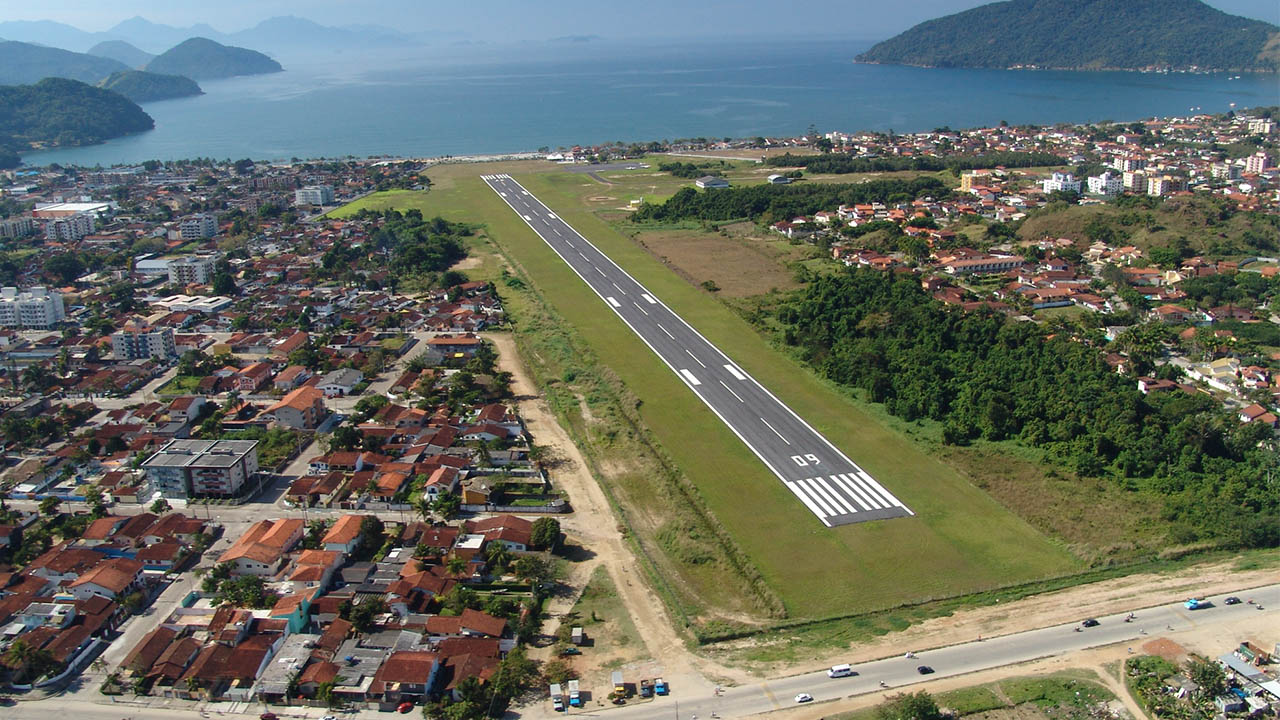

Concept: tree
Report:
left=38, top=496, right=61, bottom=517
left=512, top=555, right=554, bottom=586
left=150, top=498, right=171, bottom=514
left=83, top=484, right=106, bottom=516
left=330, top=424, right=362, bottom=450
left=530, top=517, right=561, bottom=550
left=446, top=554, right=469, bottom=577
left=317, top=680, right=339, bottom=708
left=211, top=272, right=237, bottom=295
left=1186, top=657, right=1227, bottom=699
left=485, top=541, right=512, bottom=574
left=44, top=252, right=85, bottom=283
left=875, top=691, right=943, bottom=720
left=432, top=492, right=461, bottom=520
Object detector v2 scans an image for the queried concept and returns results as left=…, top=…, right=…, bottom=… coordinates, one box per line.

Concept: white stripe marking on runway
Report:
left=760, top=417, right=790, bottom=445
left=851, top=472, right=888, bottom=509
left=612, top=282, right=626, bottom=294
left=657, top=323, right=674, bottom=339
left=641, top=294, right=657, bottom=304
left=596, top=267, right=606, bottom=276
left=632, top=302, right=649, bottom=316
left=811, top=477, right=855, bottom=516
left=522, top=215, right=531, bottom=221
left=607, top=297, right=621, bottom=308
left=799, top=479, right=838, bottom=517
left=786, top=481, right=829, bottom=520
left=578, top=252, right=589, bottom=261
left=816, top=476, right=858, bottom=514
left=859, top=471, right=905, bottom=508
left=719, top=380, right=744, bottom=403
left=680, top=369, right=701, bottom=386
left=724, top=364, right=747, bottom=381
left=685, top=349, right=706, bottom=368
left=833, top=474, right=874, bottom=511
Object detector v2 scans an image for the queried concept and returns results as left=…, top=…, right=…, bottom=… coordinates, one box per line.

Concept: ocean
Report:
left=22, top=38, right=1280, bottom=167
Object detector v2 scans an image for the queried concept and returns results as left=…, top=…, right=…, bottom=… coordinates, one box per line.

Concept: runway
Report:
left=483, top=174, right=913, bottom=527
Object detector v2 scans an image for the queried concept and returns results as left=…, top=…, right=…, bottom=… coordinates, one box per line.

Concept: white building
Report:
left=1211, top=162, right=1241, bottom=180
left=295, top=185, right=335, bottom=205
left=168, top=255, right=216, bottom=286
left=1147, top=175, right=1184, bottom=197
left=1111, top=155, right=1146, bottom=173
left=44, top=212, right=95, bottom=241
left=179, top=213, right=218, bottom=240
left=1247, top=118, right=1275, bottom=136
left=1087, top=171, right=1124, bottom=196
left=694, top=176, right=730, bottom=189
left=0, top=287, right=65, bottom=329
left=1041, top=172, right=1082, bottom=194
left=142, top=438, right=260, bottom=499
left=112, top=327, right=177, bottom=360
left=1245, top=152, right=1271, bottom=175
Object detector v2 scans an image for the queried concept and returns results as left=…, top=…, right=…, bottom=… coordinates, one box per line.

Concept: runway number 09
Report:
left=792, top=454, right=821, bottom=467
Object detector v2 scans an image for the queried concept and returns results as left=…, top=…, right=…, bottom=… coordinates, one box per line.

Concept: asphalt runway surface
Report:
left=483, top=173, right=912, bottom=527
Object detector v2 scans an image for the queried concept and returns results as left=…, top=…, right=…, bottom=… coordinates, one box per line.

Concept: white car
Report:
left=795, top=693, right=813, bottom=703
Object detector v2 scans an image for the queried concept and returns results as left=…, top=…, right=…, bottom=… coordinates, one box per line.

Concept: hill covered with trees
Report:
left=0, top=78, right=154, bottom=155
left=146, top=37, right=282, bottom=80
left=856, top=0, right=1280, bottom=72
left=99, top=69, right=202, bottom=102
left=633, top=178, right=948, bottom=225
left=0, top=40, right=128, bottom=85
left=87, top=40, right=155, bottom=68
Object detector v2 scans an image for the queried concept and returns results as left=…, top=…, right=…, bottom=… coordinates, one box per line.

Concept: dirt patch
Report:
left=1140, top=638, right=1188, bottom=663
left=632, top=228, right=801, bottom=298
left=450, top=256, right=483, bottom=270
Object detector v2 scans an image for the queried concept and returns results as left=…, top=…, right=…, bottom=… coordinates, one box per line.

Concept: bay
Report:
left=22, top=38, right=1280, bottom=167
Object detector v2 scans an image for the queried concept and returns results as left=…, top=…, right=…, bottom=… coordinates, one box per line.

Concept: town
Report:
left=0, top=105, right=1276, bottom=719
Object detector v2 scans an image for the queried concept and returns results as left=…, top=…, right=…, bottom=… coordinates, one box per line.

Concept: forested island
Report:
left=0, top=78, right=154, bottom=167
left=857, top=0, right=1280, bottom=72
left=146, top=37, right=282, bottom=80
left=99, top=69, right=203, bottom=102
left=0, top=39, right=128, bottom=85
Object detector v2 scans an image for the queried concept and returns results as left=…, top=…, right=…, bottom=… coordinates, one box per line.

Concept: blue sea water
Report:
left=22, top=39, right=1280, bottom=167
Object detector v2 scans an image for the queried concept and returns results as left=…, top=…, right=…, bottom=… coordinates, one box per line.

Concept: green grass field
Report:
left=335, top=162, right=1080, bottom=620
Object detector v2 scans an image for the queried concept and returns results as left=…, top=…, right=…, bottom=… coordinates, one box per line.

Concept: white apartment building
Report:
left=142, top=439, right=260, bottom=499
left=44, top=212, right=95, bottom=241
left=1147, top=175, right=1184, bottom=197
left=295, top=185, right=335, bottom=205
left=168, top=255, right=216, bottom=286
left=179, top=213, right=218, bottom=240
left=112, top=327, right=177, bottom=360
left=1041, top=171, right=1082, bottom=194
left=1245, top=152, right=1271, bottom=175
left=1211, top=162, right=1241, bottom=180
left=1122, top=170, right=1147, bottom=191
left=1112, top=155, right=1146, bottom=173
left=1087, top=171, right=1123, bottom=196
left=1247, top=118, right=1275, bottom=136
left=0, top=287, right=66, bottom=329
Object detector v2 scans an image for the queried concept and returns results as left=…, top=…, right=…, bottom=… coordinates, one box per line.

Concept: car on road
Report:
left=260, top=714, right=278, bottom=720
left=397, top=702, right=414, bottom=713
left=1224, top=596, right=1242, bottom=605
left=795, top=693, right=814, bottom=703
left=1081, top=618, right=1100, bottom=627
left=560, top=646, right=582, bottom=655
left=323, top=716, right=336, bottom=720
left=917, top=665, right=934, bottom=675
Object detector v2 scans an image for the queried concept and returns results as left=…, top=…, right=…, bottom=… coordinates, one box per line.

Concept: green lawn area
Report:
left=333, top=163, right=1080, bottom=621
left=156, top=374, right=202, bottom=395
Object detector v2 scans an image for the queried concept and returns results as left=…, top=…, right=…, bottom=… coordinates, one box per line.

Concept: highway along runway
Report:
left=483, top=173, right=913, bottom=528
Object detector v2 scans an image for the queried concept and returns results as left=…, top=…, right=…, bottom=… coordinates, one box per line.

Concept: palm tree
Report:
left=5, top=638, right=34, bottom=668
left=184, top=676, right=200, bottom=697
left=446, top=554, right=468, bottom=577
left=317, top=680, right=338, bottom=708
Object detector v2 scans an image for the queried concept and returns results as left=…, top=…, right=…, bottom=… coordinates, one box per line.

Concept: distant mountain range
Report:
left=856, top=0, right=1280, bottom=72
left=0, top=40, right=129, bottom=85
left=0, top=15, right=418, bottom=56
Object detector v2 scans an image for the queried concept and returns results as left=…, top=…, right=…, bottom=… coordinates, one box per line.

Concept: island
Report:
left=0, top=77, right=154, bottom=166
left=856, top=0, right=1280, bottom=73
left=146, top=36, right=283, bottom=80
left=99, top=69, right=203, bottom=102
left=0, top=39, right=128, bottom=85
left=87, top=39, right=156, bottom=68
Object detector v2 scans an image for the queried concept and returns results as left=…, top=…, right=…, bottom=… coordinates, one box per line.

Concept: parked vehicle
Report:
left=640, top=679, right=655, bottom=698
left=828, top=663, right=855, bottom=678
left=612, top=670, right=626, bottom=697
left=1081, top=618, right=1100, bottom=627
left=795, top=693, right=814, bottom=703
left=654, top=677, right=669, bottom=695
left=397, top=702, right=414, bottom=714
left=568, top=679, right=582, bottom=707
left=550, top=683, right=564, bottom=712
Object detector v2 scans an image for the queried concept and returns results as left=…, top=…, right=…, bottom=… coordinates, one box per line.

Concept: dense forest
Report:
left=99, top=69, right=203, bottom=102
left=634, top=178, right=948, bottom=225
left=856, top=0, right=1279, bottom=72
left=0, top=77, right=154, bottom=156
left=321, top=209, right=470, bottom=289
left=771, top=268, right=1277, bottom=549
left=765, top=151, right=1065, bottom=174
left=146, top=37, right=282, bottom=80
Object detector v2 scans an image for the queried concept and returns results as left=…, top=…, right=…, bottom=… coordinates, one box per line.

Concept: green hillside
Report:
left=146, top=37, right=282, bottom=80
left=0, top=40, right=128, bottom=85
left=87, top=40, right=155, bottom=68
left=857, top=0, right=1279, bottom=72
left=0, top=77, right=154, bottom=155
left=99, top=69, right=202, bottom=102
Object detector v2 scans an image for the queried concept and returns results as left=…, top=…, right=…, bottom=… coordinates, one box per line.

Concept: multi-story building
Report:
left=112, top=327, right=177, bottom=360
left=1087, top=171, right=1123, bottom=196
left=1247, top=118, right=1275, bottom=136
left=0, top=216, right=36, bottom=239
left=295, top=185, right=335, bottom=206
left=1112, top=155, right=1146, bottom=173
left=1245, top=152, right=1271, bottom=175
left=1041, top=171, right=1082, bottom=194
left=168, top=255, right=216, bottom=286
left=1122, top=170, right=1147, bottom=191
left=179, top=213, right=218, bottom=240
left=1147, top=175, right=1185, bottom=197
left=0, top=287, right=65, bottom=329
left=1211, top=162, right=1241, bottom=180
left=142, top=439, right=260, bottom=499
left=44, top=212, right=95, bottom=241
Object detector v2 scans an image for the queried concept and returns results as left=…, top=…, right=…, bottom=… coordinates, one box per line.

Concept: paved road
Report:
left=586, top=586, right=1280, bottom=720
left=482, top=173, right=911, bottom=528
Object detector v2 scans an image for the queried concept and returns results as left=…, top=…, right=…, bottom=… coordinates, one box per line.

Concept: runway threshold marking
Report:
left=641, top=293, right=657, bottom=304
left=607, top=297, right=621, bottom=308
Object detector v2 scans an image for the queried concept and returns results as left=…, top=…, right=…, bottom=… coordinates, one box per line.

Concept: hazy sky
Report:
left=1, top=0, right=1276, bottom=41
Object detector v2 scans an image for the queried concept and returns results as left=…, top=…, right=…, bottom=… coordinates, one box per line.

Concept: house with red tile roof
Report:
left=67, top=557, right=144, bottom=600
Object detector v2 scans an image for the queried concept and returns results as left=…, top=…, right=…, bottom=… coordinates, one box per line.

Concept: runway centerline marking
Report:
left=633, top=302, right=649, bottom=316
left=760, top=417, right=790, bottom=445
left=657, top=323, right=674, bottom=339
left=719, top=380, right=745, bottom=403
left=685, top=349, right=706, bottom=368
